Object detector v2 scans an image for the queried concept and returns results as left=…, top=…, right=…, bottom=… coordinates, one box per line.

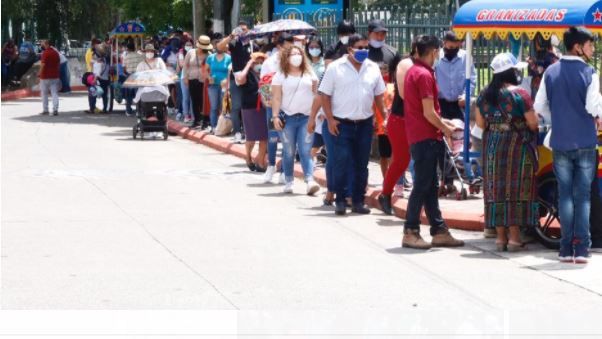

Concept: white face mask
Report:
left=369, top=39, right=385, bottom=49
left=308, top=48, right=321, bottom=57
left=340, top=36, right=349, bottom=45
left=185, top=46, right=192, bottom=52
left=253, top=64, right=262, bottom=73
left=289, top=54, right=303, bottom=67
left=146, top=52, right=154, bottom=59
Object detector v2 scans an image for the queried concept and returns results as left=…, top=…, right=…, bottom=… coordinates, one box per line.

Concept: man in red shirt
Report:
left=38, top=40, right=61, bottom=115
left=402, top=35, right=464, bottom=250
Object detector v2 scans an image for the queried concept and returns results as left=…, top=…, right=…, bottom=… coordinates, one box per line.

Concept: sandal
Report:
left=246, top=161, right=256, bottom=172
left=495, top=240, right=507, bottom=252
left=254, top=165, right=267, bottom=173
left=323, top=192, right=335, bottom=206
left=507, top=241, right=526, bottom=252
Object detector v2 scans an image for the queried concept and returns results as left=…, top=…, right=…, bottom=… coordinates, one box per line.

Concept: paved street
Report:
left=2, top=93, right=602, bottom=333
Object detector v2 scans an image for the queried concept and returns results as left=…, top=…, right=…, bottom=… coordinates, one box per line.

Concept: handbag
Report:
left=215, top=85, right=233, bottom=136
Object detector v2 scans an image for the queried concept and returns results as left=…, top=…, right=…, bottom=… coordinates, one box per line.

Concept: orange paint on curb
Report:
left=1, top=86, right=87, bottom=101
left=167, top=119, right=485, bottom=232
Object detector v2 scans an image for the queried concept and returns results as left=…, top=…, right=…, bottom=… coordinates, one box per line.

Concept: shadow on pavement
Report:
left=386, top=247, right=443, bottom=255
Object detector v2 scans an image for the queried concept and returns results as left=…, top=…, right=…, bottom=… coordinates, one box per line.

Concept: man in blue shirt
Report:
left=534, top=26, right=602, bottom=264
left=13, top=33, right=37, bottom=82
left=435, top=31, right=476, bottom=122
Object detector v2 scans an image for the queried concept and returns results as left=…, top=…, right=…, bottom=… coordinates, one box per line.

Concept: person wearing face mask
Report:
left=206, top=43, right=232, bottom=133
left=306, top=36, right=326, bottom=164
left=324, top=20, right=356, bottom=66
left=260, top=33, right=294, bottom=184
left=161, top=37, right=181, bottom=116
left=434, top=31, right=476, bottom=122
left=401, top=34, right=464, bottom=250
left=182, top=36, right=211, bottom=129
left=475, top=52, right=538, bottom=253
left=235, top=52, right=269, bottom=172
left=319, top=34, right=387, bottom=215
left=271, top=45, right=320, bottom=195
left=177, top=40, right=194, bottom=122
left=534, top=26, right=602, bottom=263
left=122, top=42, right=144, bottom=116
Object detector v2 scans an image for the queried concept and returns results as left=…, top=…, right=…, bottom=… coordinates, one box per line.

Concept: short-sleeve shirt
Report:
left=206, top=53, right=232, bottom=85
left=324, top=41, right=346, bottom=61
left=260, top=52, right=279, bottom=78
left=18, top=41, right=36, bottom=63
left=40, top=47, right=60, bottom=79
left=477, top=86, right=533, bottom=120
left=136, top=57, right=167, bottom=72
left=368, top=44, right=400, bottom=82
left=272, top=70, right=318, bottom=116
left=123, top=51, right=144, bottom=75
left=240, top=71, right=259, bottom=110
left=404, top=59, right=442, bottom=144
left=319, top=55, right=386, bottom=120
left=228, top=39, right=255, bottom=74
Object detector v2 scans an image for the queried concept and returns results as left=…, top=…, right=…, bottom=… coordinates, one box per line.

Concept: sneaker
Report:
left=184, top=115, right=193, bottom=123
left=558, top=247, right=573, bottom=263
left=483, top=228, right=497, bottom=239
left=335, top=201, right=347, bottom=216
left=233, top=132, right=243, bottom=144
left=52, top=111, right=58, bottom=116
left=263, top=166, right=276, bottom=183
left=306, top=181, right=320, bottom=196
left=393, top=184, right=404, bottom=198
left=39, top=111, right=49, bottom=115
left=278, top=172, right=286, bottom=184
left=574, top=247, right=590, bottom=264
left=175, top=113, right=183, bottom=121
left=283, top=182, right=293, bottom=194
left=378, top=194, right=393, bottom=215
left=431, top=230, right=464, bottom=247
left=351, top=204, right=371, bottom=214
left=402, top=229, right=432, bottom=250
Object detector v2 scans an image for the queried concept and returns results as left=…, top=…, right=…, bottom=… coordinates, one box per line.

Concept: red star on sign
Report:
left=594, top=8, right=602, bottom=22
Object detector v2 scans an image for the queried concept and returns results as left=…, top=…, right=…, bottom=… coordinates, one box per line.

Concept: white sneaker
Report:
left=283, top=182, right=293, bottom=193
left=278, top=172, right=286, bottom=184
left=306, top=181, right=320, bottom=196
left=263, top=166, right=276, bottom=183
left=233, top=132, right=242, bottom=144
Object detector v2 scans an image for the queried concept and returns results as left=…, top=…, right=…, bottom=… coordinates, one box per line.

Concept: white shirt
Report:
left=260, top=51, right=280, bottom=78
left=534, top=55, right=602, bottom=124
left=318, top=55, right=386, bottom=120
left=136, top=57, right=167, bottom=72
left=272, top=70, right=318, bottom=116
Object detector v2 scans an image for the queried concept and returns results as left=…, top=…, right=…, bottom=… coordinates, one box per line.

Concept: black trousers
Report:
left=591, top=151, right=602, bottom=248
left=438, top=98, right=464, bottom=121
left=189, top=79, right=204, bottom=127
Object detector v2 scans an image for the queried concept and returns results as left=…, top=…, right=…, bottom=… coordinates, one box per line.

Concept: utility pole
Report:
left=193, top=0, right=205, bottom=39
left=262, top=0, right=270, bottom=24
left=213, top=0, right=225, bottom=35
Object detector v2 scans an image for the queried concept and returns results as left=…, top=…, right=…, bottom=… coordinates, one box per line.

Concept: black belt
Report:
left=439, top=98, right=459, bottom=104
left=334, top=116, right=372, bottom=124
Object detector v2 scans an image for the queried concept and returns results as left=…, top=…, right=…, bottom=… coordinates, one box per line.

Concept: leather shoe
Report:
left=378, top=194, right=393, bottom=215
left=402, top=229, right=432, bottom=250
left=335, top=202, right=346, bottom=216
left=431, top=230, right=464, bottom=247
left=351, top=204, right=371, bottom=214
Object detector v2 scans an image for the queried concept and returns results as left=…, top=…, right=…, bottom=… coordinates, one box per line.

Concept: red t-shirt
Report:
left=403, top=59, right=442, bottom=145
left=40, top=48, right=60, bottom=79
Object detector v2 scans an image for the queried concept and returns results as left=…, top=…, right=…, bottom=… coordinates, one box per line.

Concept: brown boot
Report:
left=431, top=230, right=465, bottom=247
left=402, top=229, right=432, bottom=250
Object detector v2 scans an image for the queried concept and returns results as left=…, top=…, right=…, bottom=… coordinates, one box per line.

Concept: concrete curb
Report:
left=167, top=119, right=485, bottom=232
left=1, top=86, right=87, bottom=101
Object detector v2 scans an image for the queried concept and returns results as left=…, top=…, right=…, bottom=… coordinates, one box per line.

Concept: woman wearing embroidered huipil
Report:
left=476, top=53, right=539, bottom=252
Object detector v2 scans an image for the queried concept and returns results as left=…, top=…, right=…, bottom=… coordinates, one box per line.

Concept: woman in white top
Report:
left=177, top=40, right=194, bottom=122
left=271, top=45, right=320, bottom=195
left=136, top=44, right=167, bottom=72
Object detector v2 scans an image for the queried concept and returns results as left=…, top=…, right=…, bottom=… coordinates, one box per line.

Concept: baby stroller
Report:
left=439, top=119, right=483, bottom=200
left=132, top=85, right=169, bottom=140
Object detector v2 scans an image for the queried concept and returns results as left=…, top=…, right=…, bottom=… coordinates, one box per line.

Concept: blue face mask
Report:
left=353, top=49, right=369, bottom=63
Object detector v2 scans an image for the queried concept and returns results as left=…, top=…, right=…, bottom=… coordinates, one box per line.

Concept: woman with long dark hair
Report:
left=475, top=53, right=539, bottom=252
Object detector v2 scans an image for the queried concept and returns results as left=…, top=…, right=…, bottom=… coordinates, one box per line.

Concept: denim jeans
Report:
left=331, top=117, right=373, bottom=205
left=553, top=147, right=597, bottom=253
left=97, top=78, right=110, bottom=112
left=281, top=114, right=314, bottom=183
left=59, top=62, right=71, bottom=92
left=207, top=84, right=223, bottom=128
left=322, top=122, right=353, bottom=196
left=180, top=78, right=192, bottom=115
left=125, top=87, right=137, bottom=114
left=265, top=107, right=281, bottom=167
left=404, top=139, right=447, bottom=235
left=229, top=79, right=242, bottom=134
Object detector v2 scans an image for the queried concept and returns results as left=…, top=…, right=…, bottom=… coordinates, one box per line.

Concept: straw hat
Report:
left=196, top=35, right=213, bottom=50
left=142, top=43, right=156, bottom=52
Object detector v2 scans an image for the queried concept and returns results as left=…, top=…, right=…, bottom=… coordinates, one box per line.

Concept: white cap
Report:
left=490, top=52, right=528, bottom=74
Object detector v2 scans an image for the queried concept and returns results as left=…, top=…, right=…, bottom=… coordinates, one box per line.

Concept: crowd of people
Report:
left=10, top=20, right=602, bottom=262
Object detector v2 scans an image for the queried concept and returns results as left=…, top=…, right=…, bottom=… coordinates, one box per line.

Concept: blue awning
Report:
left=453, top=0, right=602, bottom=40
left=110, top=22, right=146, bottom=38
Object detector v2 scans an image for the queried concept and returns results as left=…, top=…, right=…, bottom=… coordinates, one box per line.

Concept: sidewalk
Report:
left=167, top=119, right=485, bottom=232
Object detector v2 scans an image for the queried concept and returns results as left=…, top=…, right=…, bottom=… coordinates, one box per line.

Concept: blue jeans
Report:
left=59, top=62, right=71, bottom=92
left=553, top=147, right=597, bottom=254
left=229, top=79, right=242, bottom=133
left=265, top=107, right=281, bottom=167
left=322, top=122, right=352, bottom=196
left=207, top=84, right=223, bottom=128
left=125, top=87, right=137, bottom=114
left=331, top=117, right=373, bottom=205
left=180, top=78, right=192, bottom=116
left=404, top=139, right=447, bottom=235
left=281, top=114, right=314, bottom=183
